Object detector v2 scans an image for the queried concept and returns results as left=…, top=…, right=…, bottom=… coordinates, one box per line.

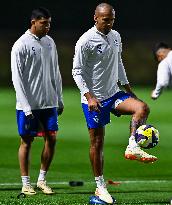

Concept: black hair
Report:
left=153, top=42, right=170, bottom=61
left=31, top=7, right=51, bottom=20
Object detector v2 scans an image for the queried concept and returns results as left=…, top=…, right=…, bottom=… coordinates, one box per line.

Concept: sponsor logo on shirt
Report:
left=93, top=115, right=99, bottom=123
left=97, top=44, right=102, bottom=54
left=48, top=43, right=52, bottom=48
left=114, top=39, right=119, bottom=46
left=32, top=47, right=36, bottom=55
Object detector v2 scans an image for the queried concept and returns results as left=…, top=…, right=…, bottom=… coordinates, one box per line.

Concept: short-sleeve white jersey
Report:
left=11, top=30, right=63, bottom=114
left=154, top=50, right=172, bottom=93
left=72, top=26, right=129, bottom=103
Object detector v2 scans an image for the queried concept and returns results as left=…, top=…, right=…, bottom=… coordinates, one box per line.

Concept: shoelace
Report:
left=40, top=182, right=52, bottom=191
left=25, top=185, right=34, bottom=191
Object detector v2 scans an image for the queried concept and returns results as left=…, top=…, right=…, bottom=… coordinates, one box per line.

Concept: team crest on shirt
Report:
left=114, top=39, right=119, bottom=46
left=48, top=43, right=52, bottom=48
left=32, top=47, right=36, bottom=55
left=93, top=115, right=99, bottom=123
left=97, top=44, right=103, bottom=54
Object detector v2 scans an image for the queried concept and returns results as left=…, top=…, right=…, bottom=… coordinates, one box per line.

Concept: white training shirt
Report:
left=11, top=30, right=64, bottom=114
left=154, top=50, right=172, bottom=94
left=72, top=26, right=129, bottom=103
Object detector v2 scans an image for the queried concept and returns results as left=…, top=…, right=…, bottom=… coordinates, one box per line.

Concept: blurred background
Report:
left=1, top=0, right=172, bottom=88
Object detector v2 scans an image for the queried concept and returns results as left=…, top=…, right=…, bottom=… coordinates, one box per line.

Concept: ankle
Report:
left=38, top=169, right=47, bottom=182
left=21, top=176, right=30, bottom=186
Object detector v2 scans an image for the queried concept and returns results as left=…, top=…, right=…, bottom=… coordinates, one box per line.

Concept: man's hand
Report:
left=151, top=90, right=160, bottom=100
left=84, top=92, right=102, bottom=112
left=57, top=107, right=64, bottom=115
left=26, top=114, right=34, bottom=119
left=25, top=111, right=34, bottom=119
left=87, top=97, right=101, bottom=112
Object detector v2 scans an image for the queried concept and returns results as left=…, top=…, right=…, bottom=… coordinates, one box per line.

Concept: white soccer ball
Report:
left=135, top=124, right=159, bottom=149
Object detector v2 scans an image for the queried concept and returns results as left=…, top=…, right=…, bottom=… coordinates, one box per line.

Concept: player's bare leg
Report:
left=40, top=131, right=56, bottom=171
left=89, top=127, right=113, bottom=204
left=115, top=97, right=157, bottom=163
left=18, top=136, right=34, bottom=176
left=19, top=136, right=36, bottom=195
left=37, top=131, right=57, bottom=194
left=89, top=127, right=104, bottom=177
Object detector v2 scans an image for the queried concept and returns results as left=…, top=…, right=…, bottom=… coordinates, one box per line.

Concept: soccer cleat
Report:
left=37, top=180, right=54, bottom=194
left=125, top=145, right=158, bottom=163
left=95, top=187, right=114, bottom=204
left=21, top=184, right=36, bottom=195
left=89, top=196, right=109, bottom=204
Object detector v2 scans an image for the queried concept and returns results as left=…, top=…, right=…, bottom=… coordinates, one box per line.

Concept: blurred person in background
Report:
left=11, top=7, right=64, bottom=195
left=72, top=2, right=156, bottom=204
left=151, top=42, right=172, bottom=99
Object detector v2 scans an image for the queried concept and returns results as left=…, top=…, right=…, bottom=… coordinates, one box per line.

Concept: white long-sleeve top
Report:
left=72, top=26, right=129, bottom=103
left=154, top=50, right=172, bottom=94
left=11, top=30, right=64, bottom=114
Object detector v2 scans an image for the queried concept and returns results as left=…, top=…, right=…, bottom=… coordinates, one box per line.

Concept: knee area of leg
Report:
left=21, top=135, right=34, bottom=144
left=139, top=103, right=150, bottom=115
left=20, top=140, right=32, bottom=149
left=46, top=131, right=57, bottom=137
left=143, top=103, right=150, bottom=114
left=45, top=131, right=57, bottom=142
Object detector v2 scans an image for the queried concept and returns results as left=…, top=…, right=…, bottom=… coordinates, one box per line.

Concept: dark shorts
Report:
left=16, top=108, right=58, bottom=136
left=82, top=91, right=132, bottom=129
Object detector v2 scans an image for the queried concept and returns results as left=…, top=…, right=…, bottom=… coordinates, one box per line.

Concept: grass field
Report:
left=0, top=87, right=172, bottom=205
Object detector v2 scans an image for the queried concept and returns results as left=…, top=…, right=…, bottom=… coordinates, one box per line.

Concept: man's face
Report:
left=94, top=9, right=115, bottom=35
left=156, top=48, right=169, bottom=62
left=31, top=17, right=51, bottom=37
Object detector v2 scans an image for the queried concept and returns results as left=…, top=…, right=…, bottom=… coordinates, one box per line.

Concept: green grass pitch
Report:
left=0, top=87, right=172, bottom=205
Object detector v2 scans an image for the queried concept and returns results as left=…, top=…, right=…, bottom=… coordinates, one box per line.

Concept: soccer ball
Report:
left=135, top=124, right=159, bottom=149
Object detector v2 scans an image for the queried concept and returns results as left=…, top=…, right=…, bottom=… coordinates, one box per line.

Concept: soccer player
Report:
left=72, top=3, right=157, bottom=204
left=151, top=42, right=172, bottom=99
left=11, top=7, right=64, bottom=195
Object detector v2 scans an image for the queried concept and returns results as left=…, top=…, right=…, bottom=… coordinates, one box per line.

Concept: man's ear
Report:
left=31, top=19, right=36, bottom=26
left=94, top=15, right=97, bottom=23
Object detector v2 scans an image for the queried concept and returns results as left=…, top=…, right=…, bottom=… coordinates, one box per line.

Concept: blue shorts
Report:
left=82, top=91, right=132, bottom=129
left=16, top=108, right=58, bottom=136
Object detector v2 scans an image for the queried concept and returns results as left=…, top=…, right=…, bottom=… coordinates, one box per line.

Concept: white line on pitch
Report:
left=0, top=180, right=171, bottom=186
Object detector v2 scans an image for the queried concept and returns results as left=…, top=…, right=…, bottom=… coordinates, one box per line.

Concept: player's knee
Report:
left=138, top=102, right=150, bottom=117
left=45, top=131, right=57, bottom=144
left=46, top=131, right=57, bottom=137
left=20, top=136, right=34, bottom=149
left=142, top=103, right=150, bottom=116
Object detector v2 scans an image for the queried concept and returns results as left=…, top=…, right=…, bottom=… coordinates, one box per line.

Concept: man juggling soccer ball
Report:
left=73, top=3, right=157, bottom=204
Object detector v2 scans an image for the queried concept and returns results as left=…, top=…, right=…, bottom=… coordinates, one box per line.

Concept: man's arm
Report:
left=151, top=61, right=170, bottom=100
left=116, top=33, right=138, bottom=98
left=72, top=40, right=101, bottom=111
left=122, top=84, right=137, bottom=98
left=11, top=42, right=32, bottom=116
left=117, top=33, right=130, bottom=87
left=53, top=45, right=64, bottom=115
left=56, top=66, right=64, bottom=115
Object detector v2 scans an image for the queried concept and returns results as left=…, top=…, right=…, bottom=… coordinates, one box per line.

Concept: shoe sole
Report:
left=22, top=191, right=36, bottom=195
left=95, top=192, right=113, bottom=204
left=37, top=186, right=54, bottom=195
left=125, top=154, right=158, bottom=163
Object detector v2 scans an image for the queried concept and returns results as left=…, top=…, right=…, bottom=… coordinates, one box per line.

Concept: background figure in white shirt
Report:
left=72, top=3, right=157, bottom=204
left=151, top=42, right=172, bottom=99
left=11, top=7, right=64, bottom=195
